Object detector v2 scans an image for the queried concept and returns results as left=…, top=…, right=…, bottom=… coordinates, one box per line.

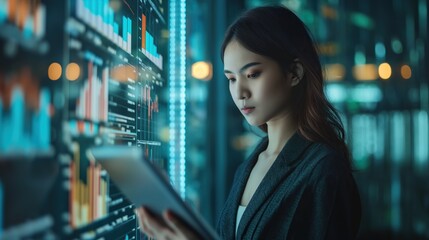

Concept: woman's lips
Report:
left=241, top=107, right=255, bottom=114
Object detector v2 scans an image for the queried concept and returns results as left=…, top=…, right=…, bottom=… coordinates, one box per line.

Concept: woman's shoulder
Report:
left=303, top=141, right=354, bottom=184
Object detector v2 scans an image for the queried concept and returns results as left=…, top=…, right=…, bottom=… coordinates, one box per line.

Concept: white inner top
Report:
left=235, top=205, right=247, bottom=235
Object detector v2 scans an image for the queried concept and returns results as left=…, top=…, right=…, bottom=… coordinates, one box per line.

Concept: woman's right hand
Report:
left=135, top=206, right=201, bottom=240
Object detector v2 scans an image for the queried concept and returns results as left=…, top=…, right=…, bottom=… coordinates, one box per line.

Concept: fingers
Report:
left=135, top=207, right=175, bottom=240
left=163, top=210, right=201, bottom=240
left=163, top=210, right=181, bottom=234
left=135, top=207, right=155, bottom=238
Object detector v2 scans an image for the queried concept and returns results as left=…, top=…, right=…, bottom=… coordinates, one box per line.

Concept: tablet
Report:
left=87, top=146, right=219, bottom=240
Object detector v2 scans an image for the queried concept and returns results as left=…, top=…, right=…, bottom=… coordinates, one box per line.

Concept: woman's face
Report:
left=223, top=40, right=295, bottom=126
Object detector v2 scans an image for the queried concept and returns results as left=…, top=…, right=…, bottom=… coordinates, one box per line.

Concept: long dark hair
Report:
left=221, top=5, right=352, bottom=169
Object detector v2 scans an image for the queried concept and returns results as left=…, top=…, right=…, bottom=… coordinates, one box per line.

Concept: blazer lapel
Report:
left=221, top=138, right=269, bottom=238
left=236, top=132, right=313, bottom=238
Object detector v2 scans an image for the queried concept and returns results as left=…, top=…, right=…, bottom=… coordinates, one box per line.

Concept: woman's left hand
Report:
left=135, top=206, right=201, bottom=240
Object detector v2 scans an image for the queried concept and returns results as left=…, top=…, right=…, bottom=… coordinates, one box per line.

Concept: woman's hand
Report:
left=135, top=206, right=201, bottom=240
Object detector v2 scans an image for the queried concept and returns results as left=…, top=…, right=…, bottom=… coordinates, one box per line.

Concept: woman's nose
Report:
left=235, top=79, right=250, bottom=100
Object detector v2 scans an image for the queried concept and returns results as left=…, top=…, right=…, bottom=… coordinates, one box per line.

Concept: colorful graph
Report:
left=75, top=0, right=133, bottom=53
left=0, top=69, right=51, bottom=154
left=68, top=120, right=100, bottom=137
left=104, top=64, right=138, bottom=146
left=137, top=82, right=160, bottom=158
left=68, top=53, right=138, bottom=145
left=0, top=0, right=46, bottom=38
left=142, top=84, right=159, bottom=120
left=141, top=13, right=163, bottom=70
left=70, top=143, right=108, bottom=228
left=75, top=61, right=109, bottom=123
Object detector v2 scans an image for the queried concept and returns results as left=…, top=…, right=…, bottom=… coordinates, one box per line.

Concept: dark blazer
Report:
left=216, top=133, right=361, bottom=239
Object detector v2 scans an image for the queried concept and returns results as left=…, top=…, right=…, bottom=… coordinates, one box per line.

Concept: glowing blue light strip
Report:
left=179, top=0, right=187, bottom=199
left=169, top=0, right=177, bottom=186
left=169, top=0, right=186, bottom=198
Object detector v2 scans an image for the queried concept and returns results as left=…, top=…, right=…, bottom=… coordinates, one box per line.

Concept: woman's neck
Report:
left=265, top=114, right=297, bottom=156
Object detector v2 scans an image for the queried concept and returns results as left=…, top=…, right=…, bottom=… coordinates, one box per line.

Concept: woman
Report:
left=135, top=5, right=361, bottom=239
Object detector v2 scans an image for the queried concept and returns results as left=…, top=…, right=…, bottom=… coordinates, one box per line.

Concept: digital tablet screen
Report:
left=87, top=146, right=219, bottom=239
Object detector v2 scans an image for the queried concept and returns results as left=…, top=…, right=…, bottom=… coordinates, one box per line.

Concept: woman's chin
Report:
left=244, top=117, right=264, bottom=127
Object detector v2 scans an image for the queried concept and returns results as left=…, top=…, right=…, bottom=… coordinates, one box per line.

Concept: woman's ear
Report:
left=290, top=59, right=304, bottom=87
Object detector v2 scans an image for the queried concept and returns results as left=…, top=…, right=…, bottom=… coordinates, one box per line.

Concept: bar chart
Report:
left=75, top=0, right=133, bottom=54
left=69, top=142, right=108, bottom=228
left=140, top=13, right=163, bottom=69
left=75, top=61, right=109, bottom=123
left=0, top=69, right=51, bottom=154
left=0, top=0, right=46, bottom=38
left=138, top=0, right=165, bottom=70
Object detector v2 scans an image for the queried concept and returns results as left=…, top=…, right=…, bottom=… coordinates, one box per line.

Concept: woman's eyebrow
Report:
left=224, top=62, right=262, bottom=74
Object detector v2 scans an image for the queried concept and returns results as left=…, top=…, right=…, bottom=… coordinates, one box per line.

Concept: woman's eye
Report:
left=227, top=77, right=236, bottom=82
left=247, top=72, right=260, bottom=78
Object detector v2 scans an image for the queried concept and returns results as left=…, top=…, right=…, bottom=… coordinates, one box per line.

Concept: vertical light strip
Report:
left=391, top=112, right=405, bottom=163
left=414, top=110, right=428, bottom=165
left=169, top=0, right=186, bottom=198
left=169, top=0, right=177, bottom=186
left=375, top=113, right=386, bottom=162
left=178, top=0, right=187, bottom=198
left=419, top=0, right=427, bottom=38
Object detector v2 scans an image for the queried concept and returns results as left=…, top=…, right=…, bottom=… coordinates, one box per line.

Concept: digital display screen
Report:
left=0, top=0, right=168, bottom=239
